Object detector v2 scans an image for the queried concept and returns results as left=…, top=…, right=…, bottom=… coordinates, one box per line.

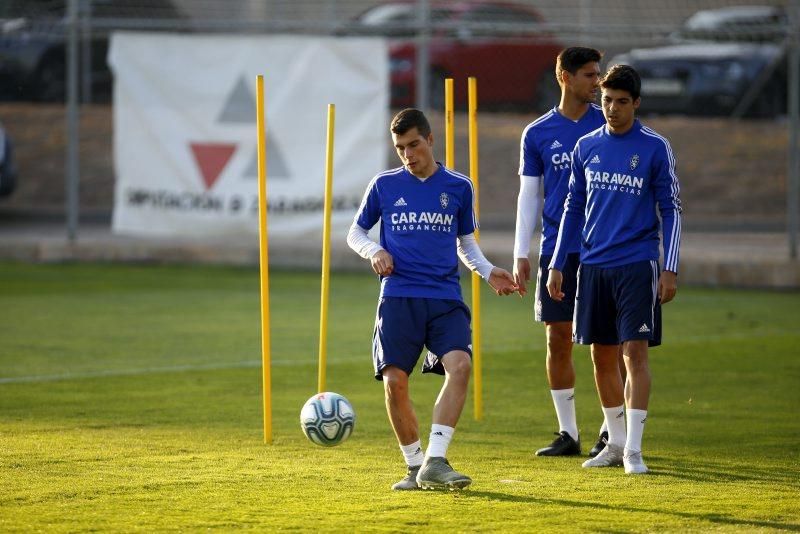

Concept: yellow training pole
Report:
left=444, top=79, right=454, bottom=168
left=468, top=77, right=483, bottom=421
left=318, top=104, right=335, bottom=393
left=256, top=75, right=272, bottom=444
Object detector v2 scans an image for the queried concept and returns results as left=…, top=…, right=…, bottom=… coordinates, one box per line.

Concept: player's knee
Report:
left=442, top=351, right=471, bottom=380
left=591, top=348, right=621, bottom=373
left=382, top=368, right=409, bottom=399
left=622, top=342, right=649, bottom=372
left=546, top=323, right=572, bottom=356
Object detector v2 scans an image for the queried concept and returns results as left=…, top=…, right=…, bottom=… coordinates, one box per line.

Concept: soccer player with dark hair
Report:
left=548, top=64, right=682, bottom=474
left=347, top=108, right=518, bottom=490
left=514, top=46, right=620, bottom=458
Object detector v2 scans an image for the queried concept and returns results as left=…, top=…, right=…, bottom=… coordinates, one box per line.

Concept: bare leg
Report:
left=622, top=340, right=650, bottom=410
left=382, top=366, right=419, bottom=445
left=589, top=343, right=627, bottom=451
left=620, top=347, right=630, bottom=406
left=545, top=321, right=574, bottom=389
left=418, top=350, right=473, bottom=488
left=591, top=343, right=624, bottom=407
left=622, top=340, right=651, bottom=466
left=432, top=350, right=471, bottom=427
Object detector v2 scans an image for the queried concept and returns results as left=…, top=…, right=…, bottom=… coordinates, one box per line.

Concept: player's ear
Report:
left=633, top=97, right=641, bottom=110
left=426, top=133, right=433, bottom=146
left=559, top=69, right=570, bottom=87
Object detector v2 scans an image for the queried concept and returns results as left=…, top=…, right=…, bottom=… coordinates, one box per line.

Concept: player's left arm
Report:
left=652, top=138, right=682, bottom=304
left=457, top=233, right=518, bottom=296
left=456, top=182, right=517, bottom=295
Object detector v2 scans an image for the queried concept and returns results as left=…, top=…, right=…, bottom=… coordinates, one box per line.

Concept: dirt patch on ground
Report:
left=0, top=104, right=789, bottom=230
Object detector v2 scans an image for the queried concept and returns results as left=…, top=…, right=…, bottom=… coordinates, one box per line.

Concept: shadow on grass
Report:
left=647, top=455, right=800, bottom=487
left=466, top=491, right=800, bottom=531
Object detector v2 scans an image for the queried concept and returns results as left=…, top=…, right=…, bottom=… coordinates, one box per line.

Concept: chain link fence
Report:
left=0, top=0, right=797, bottom=250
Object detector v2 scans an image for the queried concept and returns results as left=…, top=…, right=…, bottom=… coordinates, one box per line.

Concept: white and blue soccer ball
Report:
left=300, top=392, right=355, bottom=447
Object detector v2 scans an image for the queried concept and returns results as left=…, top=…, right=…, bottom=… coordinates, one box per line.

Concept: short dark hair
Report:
left=390, top=108, right=431, bottom=138
left=556, top=46, right=603, bottom=83
left=600, top=64, right=641, bottom=101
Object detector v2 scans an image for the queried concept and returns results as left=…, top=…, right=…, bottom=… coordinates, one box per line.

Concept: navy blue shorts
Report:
left=372, top=296, right=472, bottom=380
left=574, top=260, right=662, bottom=347
left=535, top=253, right=580, bottom=323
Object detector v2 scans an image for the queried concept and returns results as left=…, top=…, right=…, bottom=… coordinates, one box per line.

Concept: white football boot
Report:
left=581, top=441, right=624, bottom=468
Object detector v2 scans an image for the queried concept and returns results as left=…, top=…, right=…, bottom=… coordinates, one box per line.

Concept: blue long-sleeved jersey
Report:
left=518, top=105, right=606, bottom=255
left=354, top=164, right=477, bottom=300
left=550, top=120, right=682, bottom=272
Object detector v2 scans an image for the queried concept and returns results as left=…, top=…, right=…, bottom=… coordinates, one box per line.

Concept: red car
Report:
left=352, top=1, right=563, bottom=110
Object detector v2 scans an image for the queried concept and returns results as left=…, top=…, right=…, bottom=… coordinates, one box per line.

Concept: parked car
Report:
left=347, top=1, right=563, bottom=111
left=610, top=42, right=787, bottom=117
left=608, top=5, right=791, bottom=117
left=670, top=5, right=788, bottom=43
left=0, top=0, right=183, bottom=102
left=0, top=123, right=17, bottom=198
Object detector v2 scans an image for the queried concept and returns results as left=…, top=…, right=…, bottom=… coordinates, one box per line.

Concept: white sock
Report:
left=599, top=420, right=608, bottom=435
left=426, top=424, right=454, bottom=458
left=602, top=404, right=626, bottom=447
left=625, top=409, right=647, bottom=453
left=550, top=388, right=578, bottom=441
left=400, top=440, right=424, bottom=467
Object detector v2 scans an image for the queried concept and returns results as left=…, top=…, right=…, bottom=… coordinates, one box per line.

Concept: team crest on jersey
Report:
left=440, top=192, right=449, bottom=209
left=630, top=154, right=640, bottom=170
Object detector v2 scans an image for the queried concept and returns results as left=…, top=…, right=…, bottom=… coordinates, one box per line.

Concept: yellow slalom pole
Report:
left=318, top=104, right=335, bottom=393
left=445, top=78, right=454, bottom=168
left=255, top=75, right=272, bottom=444
left=468, top=77, right=483, bottom=421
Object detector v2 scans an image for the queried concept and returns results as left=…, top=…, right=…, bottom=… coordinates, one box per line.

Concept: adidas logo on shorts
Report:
left=638, top=323, right=650, bottom=333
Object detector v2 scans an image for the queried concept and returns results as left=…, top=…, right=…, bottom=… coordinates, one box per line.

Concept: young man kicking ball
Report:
left=348, top=108, right=517, bottom=489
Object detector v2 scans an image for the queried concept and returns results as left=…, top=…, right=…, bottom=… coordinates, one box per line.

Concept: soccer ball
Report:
left=300, top=392, right=355, bottom=447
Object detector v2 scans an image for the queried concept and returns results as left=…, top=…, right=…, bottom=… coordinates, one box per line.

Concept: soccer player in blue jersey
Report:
left=547, top=64, right=682, bottom=474
left=514, top=47, right=619, bottom=458
left=347, top=108, right=518, bottom=490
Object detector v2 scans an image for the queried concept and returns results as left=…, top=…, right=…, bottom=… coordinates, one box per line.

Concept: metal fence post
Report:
left=67, top=0, right=80, bottom=241
left=81, top=0, right=92, bottom=104
left=415, top=0, right=430, bottom=112
left=789, top=5, right=800, bottom=260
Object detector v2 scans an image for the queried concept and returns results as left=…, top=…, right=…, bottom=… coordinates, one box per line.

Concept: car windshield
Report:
left=359, top=5, right=453, bottom=25
left=676, top=7, right=787, bottom=42
left=359, top=4, right=415, bottom=25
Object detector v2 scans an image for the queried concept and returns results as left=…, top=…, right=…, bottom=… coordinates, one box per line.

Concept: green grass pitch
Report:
left=1, top=262, right=798, bottom=532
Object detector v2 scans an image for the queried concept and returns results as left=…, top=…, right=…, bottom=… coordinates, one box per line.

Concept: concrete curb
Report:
left=0, top=223, right=797, bottom=288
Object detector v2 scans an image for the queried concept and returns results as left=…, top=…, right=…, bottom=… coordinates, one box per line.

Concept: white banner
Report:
left=109, top=32, right=388, bottom=239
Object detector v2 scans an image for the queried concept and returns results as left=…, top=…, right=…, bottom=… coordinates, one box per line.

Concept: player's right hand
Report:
left=488, top=267, right=519, bottom=296
left=370, top=249, right=394, bottom=277
left=546, top=268, right=564, bottom=302
left=513, top=257, right=531, bottom=297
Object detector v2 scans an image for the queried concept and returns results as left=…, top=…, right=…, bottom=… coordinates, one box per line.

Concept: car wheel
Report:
left=533, top=68, right=559, bottom=114
left=34, top=56, right=67, bottom=102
